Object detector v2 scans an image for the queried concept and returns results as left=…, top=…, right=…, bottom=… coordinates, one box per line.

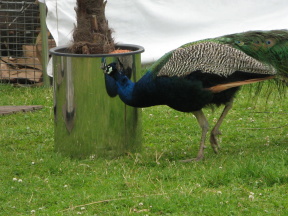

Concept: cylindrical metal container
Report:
left=50, top=44, right=144, bottom=159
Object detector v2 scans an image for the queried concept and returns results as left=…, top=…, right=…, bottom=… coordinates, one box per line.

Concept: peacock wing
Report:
left=156, top=41, right=276, bottom=78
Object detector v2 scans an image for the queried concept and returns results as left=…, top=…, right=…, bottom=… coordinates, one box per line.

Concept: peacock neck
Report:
left=114, top=72, right=162, bottom=108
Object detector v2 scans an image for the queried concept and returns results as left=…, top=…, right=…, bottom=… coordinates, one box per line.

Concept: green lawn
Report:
left=0, top=83, right=287, bottom=215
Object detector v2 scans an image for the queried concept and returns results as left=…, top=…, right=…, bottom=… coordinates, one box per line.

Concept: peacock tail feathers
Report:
left=147, top=30, right=288, bottom=86
left=216, top=30, right=288, bottom=82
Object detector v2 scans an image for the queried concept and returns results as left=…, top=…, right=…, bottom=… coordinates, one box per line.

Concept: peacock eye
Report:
left=265, top=39, right=275, bottom=47
left=106, top=66, right=111, bottom=72
left=235, top=40, right=244, bottom=46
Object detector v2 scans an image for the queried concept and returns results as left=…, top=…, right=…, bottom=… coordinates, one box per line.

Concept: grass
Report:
left=0, top=82, right=287, bottom=215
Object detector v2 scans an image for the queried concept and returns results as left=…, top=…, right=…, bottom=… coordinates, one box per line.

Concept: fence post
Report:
left=39, top=2, right=50, bottom=87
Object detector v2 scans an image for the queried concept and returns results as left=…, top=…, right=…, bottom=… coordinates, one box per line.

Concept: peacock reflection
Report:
left=103, top=57, right=133, bottom=98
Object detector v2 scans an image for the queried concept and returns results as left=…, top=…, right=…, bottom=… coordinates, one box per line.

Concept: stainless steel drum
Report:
left=50, top=44, right=144, bottom=159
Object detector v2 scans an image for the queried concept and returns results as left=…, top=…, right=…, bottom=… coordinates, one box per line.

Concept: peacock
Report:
left=103, top=29, right=288, bottom=161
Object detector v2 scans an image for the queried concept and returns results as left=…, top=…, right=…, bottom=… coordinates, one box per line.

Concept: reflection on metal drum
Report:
left=50, top=44, right=144, bottom=159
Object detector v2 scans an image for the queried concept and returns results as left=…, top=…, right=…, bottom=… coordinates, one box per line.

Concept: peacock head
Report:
left=104, top=62, right=118, bottom=75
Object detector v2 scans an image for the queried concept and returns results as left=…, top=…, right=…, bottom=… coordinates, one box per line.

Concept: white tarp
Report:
left=39, top=0, right=288, bottom=75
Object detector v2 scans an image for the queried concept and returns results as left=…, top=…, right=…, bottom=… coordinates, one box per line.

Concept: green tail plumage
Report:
left=216, top=30, right=288, bottom=84
left=186, top=30, right=288, bottom=78
left=151, top=29, right=288, bottom=86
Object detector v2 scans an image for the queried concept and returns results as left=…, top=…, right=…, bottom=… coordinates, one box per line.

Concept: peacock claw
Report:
left=179, top=154, right=204, bottom=162
left=210, top=130, right=221, bottom=154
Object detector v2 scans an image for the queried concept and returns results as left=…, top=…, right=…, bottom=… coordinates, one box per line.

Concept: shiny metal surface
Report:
left=51, top=45, right=144, bottom=159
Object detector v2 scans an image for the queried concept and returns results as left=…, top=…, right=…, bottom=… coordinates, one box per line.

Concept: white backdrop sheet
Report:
left=39, top=0, right=288, bottom=75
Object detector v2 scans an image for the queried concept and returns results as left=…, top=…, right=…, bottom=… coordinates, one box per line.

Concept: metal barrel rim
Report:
left=49, top=44, right=145, bottom=57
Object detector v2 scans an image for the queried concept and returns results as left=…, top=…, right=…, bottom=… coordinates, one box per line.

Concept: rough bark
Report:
left=70, top=0, right=115, bottom=54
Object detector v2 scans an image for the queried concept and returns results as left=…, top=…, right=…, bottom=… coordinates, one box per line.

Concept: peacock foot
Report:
left=179, top=152, right=204, bottom=162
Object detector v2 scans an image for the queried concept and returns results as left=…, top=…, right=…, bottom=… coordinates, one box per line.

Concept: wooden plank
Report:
left=22, top=45, right=37, bottom=58
left=1, top=56, right=42, bottom=71
left=0, top=62, right=9, bottom=78
left=35, top=31, right=56, bottom=65
left=0, top=57, right=43, bottom=82
left=0, top=67, right=42, bottom=83
left=0, top=105, right=43, bottom=116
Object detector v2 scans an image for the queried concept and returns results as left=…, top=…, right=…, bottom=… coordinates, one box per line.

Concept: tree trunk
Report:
left=70, top=0, right=115, bottom=54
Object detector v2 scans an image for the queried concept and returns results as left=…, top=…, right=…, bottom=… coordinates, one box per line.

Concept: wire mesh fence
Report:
left=0, top=0, right=54, bottom=84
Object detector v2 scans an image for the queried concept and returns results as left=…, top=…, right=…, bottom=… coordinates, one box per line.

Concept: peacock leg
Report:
left=210, top=99, right=233, bottom=153
left=181, top=110, right=209, bottom=162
